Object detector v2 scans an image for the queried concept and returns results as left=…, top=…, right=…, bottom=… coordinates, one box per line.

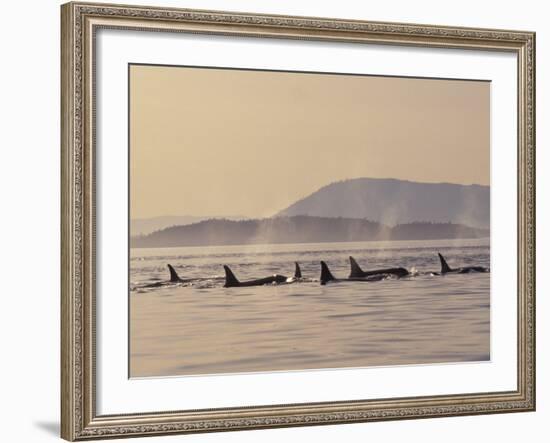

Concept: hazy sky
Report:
left=130, top=65, right=489, bottom=219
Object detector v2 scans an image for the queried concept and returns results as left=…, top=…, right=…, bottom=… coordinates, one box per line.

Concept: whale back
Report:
left=320, top=261, right=336, bottom=285
left=223, top=265, right=240, bottom=287
left=294, top=262, right=302, bottom=279
left=167, top=264, right=181, bottom=282
left=438, top=253, right=452, bottom=273
left=349, top=256, right=365, bottom=278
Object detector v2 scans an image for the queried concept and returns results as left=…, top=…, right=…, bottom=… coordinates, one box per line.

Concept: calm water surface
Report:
left=130, top=238, right=490, bottom=377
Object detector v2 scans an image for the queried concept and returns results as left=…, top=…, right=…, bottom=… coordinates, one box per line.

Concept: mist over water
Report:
left=130, top=238, right=490, bottom=377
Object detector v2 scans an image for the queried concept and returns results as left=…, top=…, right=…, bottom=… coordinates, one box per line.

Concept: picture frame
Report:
left=61, top=1, right=536, bottom=440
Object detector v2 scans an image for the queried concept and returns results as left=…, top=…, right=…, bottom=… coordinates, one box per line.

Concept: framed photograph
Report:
left=61, top=2, right=536, bottom=440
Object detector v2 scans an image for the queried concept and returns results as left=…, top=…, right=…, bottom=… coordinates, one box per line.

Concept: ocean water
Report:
left=130, top=238, right=490, bottom=377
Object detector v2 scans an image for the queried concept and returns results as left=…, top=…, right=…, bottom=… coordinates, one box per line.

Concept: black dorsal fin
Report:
left=223, top=265, right=240, bottom=287
left=167, top=264, right=181, bottom=282
left=438, top=253, right=452, bottom=273
left=320, top=261, right=336, bottom=285
left=349, top=256, right=364, bottom=278
left=294, top=262, right=302, bottom=279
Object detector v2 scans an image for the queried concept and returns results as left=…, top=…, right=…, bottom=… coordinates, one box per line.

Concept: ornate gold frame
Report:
left=61, top=2, right=536, bottom=440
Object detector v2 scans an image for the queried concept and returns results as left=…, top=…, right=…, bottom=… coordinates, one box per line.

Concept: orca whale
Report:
left=223, top=262, right=302, bottom=287
left=320, top=261, right=386, bottom=285
left=137, top=264, right=192, bottom=288
left=283, top=262, right=307, bottom=283
left=438, top=253, right=489, bottom=274
left=349, top=256, right=409, bottom=278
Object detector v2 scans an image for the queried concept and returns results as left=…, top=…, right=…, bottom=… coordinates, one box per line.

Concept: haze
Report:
left=130, top=65, right=489, bottom=219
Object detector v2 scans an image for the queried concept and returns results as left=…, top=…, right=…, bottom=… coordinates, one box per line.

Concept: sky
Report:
left=130, top=64, right=489, bottom=219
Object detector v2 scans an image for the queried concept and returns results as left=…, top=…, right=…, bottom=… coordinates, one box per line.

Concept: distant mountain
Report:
left=276, top=178, right=490, bottom=229
left=130, top=215, right=244, bottom=236
left=131, top=216, right=489, bottom=248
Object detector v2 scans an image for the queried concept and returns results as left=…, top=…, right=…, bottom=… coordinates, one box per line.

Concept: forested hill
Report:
left=277, top=178, right=490, bottom=229
left=130, top=216, right=489, bottom=248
